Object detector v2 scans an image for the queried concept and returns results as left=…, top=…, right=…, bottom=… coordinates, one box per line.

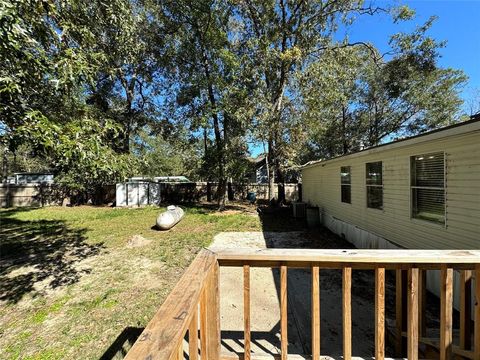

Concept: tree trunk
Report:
left=200, top=43, right=226, bottom=210
left=2, top=145, right=8, bottom=181
left=267, top=139, right=275, bottom=201
left=203, top=127, right=208, bottom=155
left=342, top=106, right=348, bottom=154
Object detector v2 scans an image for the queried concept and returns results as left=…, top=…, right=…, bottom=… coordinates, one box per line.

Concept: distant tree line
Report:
left=0, top=0, right=469, bottom=208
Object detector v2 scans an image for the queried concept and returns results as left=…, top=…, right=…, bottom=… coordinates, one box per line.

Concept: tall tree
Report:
left=235, top=0, right=390, bottom=201
left=0, top=0, right=142, bottom=199
left=297, top=16, right=467, bottom=161
left=158, top=0, right=254, bottom=208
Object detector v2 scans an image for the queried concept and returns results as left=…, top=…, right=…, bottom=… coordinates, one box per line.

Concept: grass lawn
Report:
left=0, top=204, right=302, bottom=360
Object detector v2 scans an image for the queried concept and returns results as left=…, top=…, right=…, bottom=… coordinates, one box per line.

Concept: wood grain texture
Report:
left=418, top=270, right=426, bottom=337
left=475, top=265, right=480, bottom=360
left=243, top=265, right=251, bottom=360
left=205, top=262, right=221, bottom=360
left=440, top=266, right=453, bottom=360
left=407, top=268, right=419, bottom=360
left=395, top=269, right=403, bottom=357
left=189, top=307, right=198, bottom=360
left=220, top=353, right=406, bottom=360
left=311, top=265, right=320, bottom=360
left=343, top=267, right=352, bottom=360
left=280, top=265, right=288, bottom=360
left=460, top=270, right=472, bottom=351
left=200, top=288, right=207, bottom=359
left=375, top=267, right=385, bottom=360
left=125, top=249, right=216, bottom=360
left=177, top=340, right=183, bottom=360
left=215, top=248, right=480, bottom=268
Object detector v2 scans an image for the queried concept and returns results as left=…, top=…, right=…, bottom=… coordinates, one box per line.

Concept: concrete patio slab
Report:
left=210, top=231, right=391, bottom=358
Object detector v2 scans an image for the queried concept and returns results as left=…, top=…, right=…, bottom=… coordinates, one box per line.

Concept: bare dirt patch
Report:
left=126, top=235, right=152, bottom=248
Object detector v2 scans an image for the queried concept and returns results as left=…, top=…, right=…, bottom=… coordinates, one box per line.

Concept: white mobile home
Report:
left=302, top=119, right=480, bottom=309
left=302, top=119, right=480, bottom=251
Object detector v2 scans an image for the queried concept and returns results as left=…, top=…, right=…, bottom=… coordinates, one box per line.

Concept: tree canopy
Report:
left=0, top=0, right=469, bottom=206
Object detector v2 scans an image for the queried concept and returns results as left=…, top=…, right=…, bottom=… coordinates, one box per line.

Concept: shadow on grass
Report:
left=0, top=208, right=105, bottom=304
left=179, top=202, right=256, bottom=215
left=99, top=327, right=144, bottom=360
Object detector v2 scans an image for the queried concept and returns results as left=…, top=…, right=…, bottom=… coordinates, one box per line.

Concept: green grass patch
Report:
left=0, top=203, right=294, bottom=359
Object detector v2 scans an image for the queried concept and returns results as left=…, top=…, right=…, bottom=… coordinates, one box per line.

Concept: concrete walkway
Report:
left=210, top=231, right=391, bottom=358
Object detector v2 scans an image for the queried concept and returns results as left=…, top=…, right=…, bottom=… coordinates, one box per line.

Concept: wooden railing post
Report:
left=125, top=249, right=217, bottom=360
left=375, top=267, right=385, bottom=360
left=475, top=265, right=480, bottom=360
left=407, top=267, right=419, bottom=360
left=200, top=288, right=207, bottom=359
left=418, top=269, right=427, bottom=338
left=280, top=265, right=288, bottom=360
left=243, top=265, right=251, bottom=360
left=440, top=266, right=453, bottom=360
left=189, top=307, right=199, bottom=360
left=311, top=265, right=320, bottom=360
left=200, top=262, right=220, bottom=360
left=210, top=262, right=221, bottom=360
left=343, top=266, right=352, bottom=360
left=177, top=340, right=184, bottom=360
left=395, top=269, right=403, bottom=357
left=460, top=270, right=472, bottom=351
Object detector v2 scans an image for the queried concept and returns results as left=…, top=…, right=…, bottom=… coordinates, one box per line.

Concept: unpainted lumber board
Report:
left=189, top=307, right=199, bottom=360
left=125, top=249, right=217, bottom=360
left=244, top=265, right=251, bottom=360
left=407, top=268, right=419, bottom=360
left=343, top=267, right=352, bottom=360
left=440, top=266, right=453, bottom=360
left=460, top=270, right=472, bottom=351
left=311, top=266, right=320, bottom=360
left=281, top=265, right=288, bottom=360
left=375, top=267, right=385, bottom=360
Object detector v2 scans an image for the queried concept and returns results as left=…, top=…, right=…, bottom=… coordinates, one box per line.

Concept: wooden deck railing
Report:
left=125, top=248, right=480, bottom=360
left=125, top=249, right=220, bottom=360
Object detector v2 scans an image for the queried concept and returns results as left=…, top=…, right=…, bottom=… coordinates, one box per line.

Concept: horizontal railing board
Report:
left=214, top=248, right=480, bottom=269
left=221, top=352, right=410, bottom=360
left=125, top=249, right=217, bottom=360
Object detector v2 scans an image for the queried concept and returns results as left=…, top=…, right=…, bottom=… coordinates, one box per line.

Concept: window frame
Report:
left=365, top=161, right=383, bottom=210
left=410, top=152, right=447, bottom=227
left=340, top=166, right=351, bottom=204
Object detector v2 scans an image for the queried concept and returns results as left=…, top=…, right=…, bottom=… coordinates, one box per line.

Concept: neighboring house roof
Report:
left=301, top=117, right=480, bottom=170
left=247, top=154, right=267, bottom=164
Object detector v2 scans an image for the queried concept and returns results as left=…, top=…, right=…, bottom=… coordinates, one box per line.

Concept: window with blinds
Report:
left=366, top=161, right=383, bottom=209
left=341, top=166, right=351, bottom=203
left=411, top=152, right=445, bottom=224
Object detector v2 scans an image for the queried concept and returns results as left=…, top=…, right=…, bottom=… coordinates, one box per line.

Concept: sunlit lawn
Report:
left=0, top=204, right=273, bottom=360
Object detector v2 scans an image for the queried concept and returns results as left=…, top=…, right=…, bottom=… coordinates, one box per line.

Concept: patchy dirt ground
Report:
left=0, top=205, right=264, bottom=360
left=0, top=204, right=450, bottom=359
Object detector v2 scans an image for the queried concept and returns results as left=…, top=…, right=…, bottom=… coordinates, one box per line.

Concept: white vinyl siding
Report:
left=301, top=125, right=480, bottom=250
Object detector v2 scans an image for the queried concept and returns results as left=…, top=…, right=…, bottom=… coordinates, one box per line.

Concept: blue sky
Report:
left=342, top=0, right=480, bottom=111
left=248, top=0, right=480, bottom=157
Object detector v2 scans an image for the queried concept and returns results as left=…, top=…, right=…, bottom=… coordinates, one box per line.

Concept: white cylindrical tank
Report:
left=156, top=205, right=185, bottom=230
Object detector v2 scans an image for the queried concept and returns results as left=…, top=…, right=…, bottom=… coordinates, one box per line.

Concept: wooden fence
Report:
left=0, top=184, right=116, bottom=208
left=125, top=248, right=480, bottom=360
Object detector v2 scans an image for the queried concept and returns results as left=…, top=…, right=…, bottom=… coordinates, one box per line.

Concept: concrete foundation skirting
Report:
left=320, top=211, right=475, bottom=319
